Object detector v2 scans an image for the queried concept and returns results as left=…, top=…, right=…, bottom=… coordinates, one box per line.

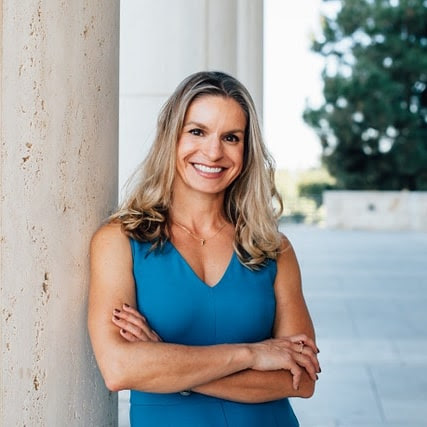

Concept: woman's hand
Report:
left=112, top=306, right=319, bottom=391
left=112, top=304, right=162, bottom=342
left=248, top=334, right=320, bottom=390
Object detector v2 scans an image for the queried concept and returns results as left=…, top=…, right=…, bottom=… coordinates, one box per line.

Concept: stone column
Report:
left=0, top=1, right=119, bottom=425
left=237, top=0, right=264, bottom=117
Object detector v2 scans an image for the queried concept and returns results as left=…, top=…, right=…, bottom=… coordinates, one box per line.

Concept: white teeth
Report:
left=193, top=163, right=223, bottom=173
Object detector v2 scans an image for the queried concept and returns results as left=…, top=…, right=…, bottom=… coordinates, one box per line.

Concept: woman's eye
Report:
left=224, top=134, right=239, bottom=143
left=189, top=129, right=203, bottom=136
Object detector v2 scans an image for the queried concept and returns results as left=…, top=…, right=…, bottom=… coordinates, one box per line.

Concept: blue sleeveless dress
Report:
left=129, top=239, right=299, bottom=427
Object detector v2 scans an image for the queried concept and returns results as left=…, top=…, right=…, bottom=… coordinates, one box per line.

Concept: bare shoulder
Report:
left=88, top=222, right=137, bottom=367
left=91, top=221, right=128, bottom=246
left=276, top=233, right=299, bottom=269
left=91, top=221, right=131, bottom=257
left=273, top=233, right=314, bottom=338
left=89, top=221, right=136, bottom=314
left=274, top=233, right=303, bottom=303
left=90, top=221, right=134, bottom=285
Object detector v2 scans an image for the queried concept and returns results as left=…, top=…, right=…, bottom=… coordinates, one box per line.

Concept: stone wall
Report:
left=324, top=191, right=427, bottom=231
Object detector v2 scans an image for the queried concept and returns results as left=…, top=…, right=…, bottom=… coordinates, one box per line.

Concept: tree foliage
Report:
left=304, top=0, right=427, bottom=190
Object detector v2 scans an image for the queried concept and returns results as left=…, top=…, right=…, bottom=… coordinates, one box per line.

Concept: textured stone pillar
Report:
left=0, top=1, right=119, bottom=425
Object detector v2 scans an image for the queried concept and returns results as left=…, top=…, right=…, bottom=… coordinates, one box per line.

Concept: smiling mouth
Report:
left=193, top=163, right=224, bottom=174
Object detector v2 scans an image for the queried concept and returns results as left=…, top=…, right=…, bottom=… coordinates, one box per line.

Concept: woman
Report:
left=88, top=71, right=320, bottom=426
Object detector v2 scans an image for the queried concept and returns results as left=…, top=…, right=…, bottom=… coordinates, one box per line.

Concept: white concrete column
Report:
left=206, top=0, right=238, bottom=74
left=237, top=0, right=264, bottom=117
left=120, top=0, right=264, bottom=189
left=0, top=1, right=119, bottom=425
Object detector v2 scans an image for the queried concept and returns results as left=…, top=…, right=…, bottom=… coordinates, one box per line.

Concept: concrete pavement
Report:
left=119, top=225, right=427, bottom=426
left=286, top=225, right=427, bottom=427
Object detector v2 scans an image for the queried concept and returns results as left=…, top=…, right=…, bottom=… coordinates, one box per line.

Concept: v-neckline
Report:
left=168, top=241, right=235, bottom=289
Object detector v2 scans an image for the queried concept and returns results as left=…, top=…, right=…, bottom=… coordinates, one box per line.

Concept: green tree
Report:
left=304, top=0, right=427, bottom=190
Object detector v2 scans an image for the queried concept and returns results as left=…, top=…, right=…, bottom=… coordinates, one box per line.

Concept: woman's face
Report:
left=174, top=95, right=246, bottom=197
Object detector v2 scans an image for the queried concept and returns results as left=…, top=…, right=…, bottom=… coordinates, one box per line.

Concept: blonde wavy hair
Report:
left=111, top=71, right=283, bottom=269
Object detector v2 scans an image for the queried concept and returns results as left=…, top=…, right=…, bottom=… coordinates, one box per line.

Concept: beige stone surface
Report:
left=1, top=0, right=119, bottom=425
left=325, top=191, right=427, bottom=231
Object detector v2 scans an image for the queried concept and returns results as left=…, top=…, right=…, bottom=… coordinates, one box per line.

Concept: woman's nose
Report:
left=203, top=136, right=223, bottom=161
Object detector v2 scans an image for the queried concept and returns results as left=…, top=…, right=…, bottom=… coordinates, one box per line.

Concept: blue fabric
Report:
left=129, top=239, right=299, bottom=427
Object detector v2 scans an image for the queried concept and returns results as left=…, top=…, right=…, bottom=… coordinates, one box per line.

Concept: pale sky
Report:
left=264, top=0, right=325, bottom=171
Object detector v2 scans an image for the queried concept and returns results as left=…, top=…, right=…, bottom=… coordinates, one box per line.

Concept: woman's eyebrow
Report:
left=183, top=121, right=244, bottom=134
left=225, top=129, right=245, bottom=134
left=183, top=121, right=208, bottom=129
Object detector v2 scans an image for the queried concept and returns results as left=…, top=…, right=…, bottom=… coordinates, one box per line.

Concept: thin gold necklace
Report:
left=172, top=221, right=227, bottom=246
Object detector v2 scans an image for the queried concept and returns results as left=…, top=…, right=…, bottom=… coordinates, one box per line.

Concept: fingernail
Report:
left=113, top=315, right=120, bottom=320
left=123, top=303, right=130, bottom=308
left=114, top=309, right=120, bottom=314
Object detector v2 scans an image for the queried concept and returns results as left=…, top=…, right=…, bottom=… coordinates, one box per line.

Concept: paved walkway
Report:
left=119, top=225, right=427, bottom=427
left=286, top=225, right=427, bottom=427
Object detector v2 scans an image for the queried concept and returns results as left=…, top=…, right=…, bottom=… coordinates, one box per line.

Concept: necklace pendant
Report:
left=172, top=220, right=226, bottom=247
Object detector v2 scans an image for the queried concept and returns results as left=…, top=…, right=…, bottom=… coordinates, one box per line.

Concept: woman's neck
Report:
left=169, top=191, right=227, bottom=234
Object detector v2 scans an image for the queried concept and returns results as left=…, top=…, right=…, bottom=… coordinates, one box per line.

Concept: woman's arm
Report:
left=88, top=225, right=314, bottom=394
left=192, top=236, right=319, bottom=401
left=192, top=365, right=314, bottom=402
left=115, top=235, right=320, bottom=401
